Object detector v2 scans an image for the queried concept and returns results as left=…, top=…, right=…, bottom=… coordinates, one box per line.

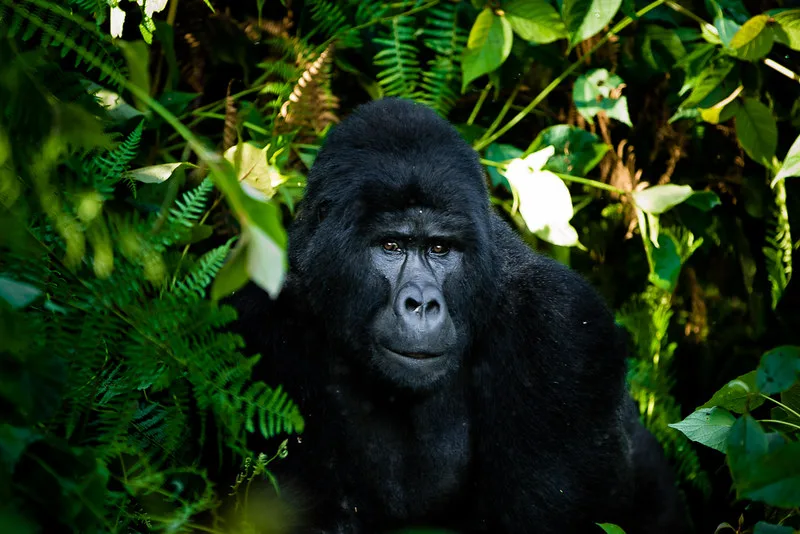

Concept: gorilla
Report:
left=229, top=98, right=688, bottom=534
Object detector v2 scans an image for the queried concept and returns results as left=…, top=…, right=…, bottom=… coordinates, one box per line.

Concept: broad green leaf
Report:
left=224, top=142, right=288, bottom=200
left=503, top=147, right=580, bottom=247
left=754, top=522, right=795, bottom=534
left=774, top=133, right=800, bottom=183
left=699, top=98, right=740, bottom=125
left=462, top=8, right=513, bottom=92
left=597, top=524, right=626, bottom=534
left=682, top=58, right=735, bottom=109
left=484, top=143, right=523, bottom=190
left=700, top=371, right=765, bottom=414
left=715, top=15, right=741, bottom=47
left=211, top=236, right=250, bottom=301
left=668, top=407, right=736, bottom=452
left=735, top=98, right=778, bottom=167
left=0, top=424, right=41, bottom=472
left=125, top=162, right=190, bottom=184
left=631, top=184, right=693, bottom=214
left=685, top=190, right=722, bottom=211
left=727, top=416, right=800, bottom=508
left=774, top=9, right=800, bottom=51
left=649, top=234, right=681, bottom=292
left=757, top=346, right=800, bottom=395
left=0, top=277, right=41, bottom=309
left=573, top=69, right=632, bottom=126
left=504, top=0, right=566, bottom=44
left=562, top=0, right=623, bottom=47
left=730, top=14, right=775, bottom=61
left=528, top=125, right=609, bottom=175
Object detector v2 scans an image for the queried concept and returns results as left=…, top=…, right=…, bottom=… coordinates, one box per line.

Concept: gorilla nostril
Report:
left=405, top=297, right=422, bottom=314
left=425, top=300, right=441, bottom=315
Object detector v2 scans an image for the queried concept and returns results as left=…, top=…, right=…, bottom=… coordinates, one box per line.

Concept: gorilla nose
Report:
left=395, top=283, right=447, bottom=332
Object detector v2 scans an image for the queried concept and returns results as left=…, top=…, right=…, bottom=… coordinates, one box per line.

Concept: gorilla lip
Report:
left=383, top=347, right=442, bottom=360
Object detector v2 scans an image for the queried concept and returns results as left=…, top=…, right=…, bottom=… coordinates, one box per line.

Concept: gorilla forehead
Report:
left=307, top=98, right=488, bottom=216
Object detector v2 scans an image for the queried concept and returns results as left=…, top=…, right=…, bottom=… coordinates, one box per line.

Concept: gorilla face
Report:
left=367, top=207, right=468, bottom=388
left=289, top=98, right=498, bottom=390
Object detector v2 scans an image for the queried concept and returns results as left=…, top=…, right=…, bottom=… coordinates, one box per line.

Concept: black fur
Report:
left=228, top=98, right=689, bottom=534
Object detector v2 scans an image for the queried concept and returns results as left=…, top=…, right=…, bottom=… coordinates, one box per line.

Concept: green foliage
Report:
left=374, top=15, right=421, bottom=98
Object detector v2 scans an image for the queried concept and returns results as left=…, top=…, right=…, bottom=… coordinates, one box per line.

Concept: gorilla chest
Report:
left=334, top=390, right=471, bottom=520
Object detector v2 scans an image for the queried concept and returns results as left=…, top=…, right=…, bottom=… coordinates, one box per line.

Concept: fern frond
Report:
left=0, top=0, right=124, bottom=87
left=308, top=0, right=360, bottom=48
left=87, top=121, right=144, bottom=194
left=173, top=238, right=236, bottom=301
left=763, top=179, right=792, bottom=310
left=417, top=4, right=467, bottom=115
left=373, top=15, right=421, bottom=98
left=153, top=179, right=215, bottom=250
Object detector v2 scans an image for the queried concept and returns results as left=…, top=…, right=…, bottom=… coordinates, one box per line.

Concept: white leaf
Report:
left=110, top=5, right=126, bottom=38
left=245, top=224, right=286, bottom=299
left=144, top=0, right=169, bottom=17
left=125, top=162, right=188, bottom=183
left=503, top=148, right=580, bottom=247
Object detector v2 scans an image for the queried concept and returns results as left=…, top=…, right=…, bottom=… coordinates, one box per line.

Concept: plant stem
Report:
left=759, top=419, right=800, bottom=432
left=761, top=394, right=800, bottom=421
left=555, top=173, right=628, bottom=195
left=468, top=83, right=492, bottom=126
left=473, top=0, right=667, bottom=151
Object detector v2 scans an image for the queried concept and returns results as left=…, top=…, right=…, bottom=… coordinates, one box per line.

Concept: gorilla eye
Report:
left=429, top=243, right=450, bottom=255
left=382, top=241, right=401, bottom=252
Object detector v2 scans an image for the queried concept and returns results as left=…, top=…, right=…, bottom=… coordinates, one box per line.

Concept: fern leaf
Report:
left=373, top=15, right=421, bottom=98
left=153, top=179, right=215, bottom=250
left=417, top=4, right=467, bottom=115
left=763, top=179, right=792, bottom=309
left=173, top=238, right=236, bottom=301
left=87, top=120, right=144, bottom=194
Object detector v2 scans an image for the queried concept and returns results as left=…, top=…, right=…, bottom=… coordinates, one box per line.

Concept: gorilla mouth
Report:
left=382, top=347, right=443, bottom=360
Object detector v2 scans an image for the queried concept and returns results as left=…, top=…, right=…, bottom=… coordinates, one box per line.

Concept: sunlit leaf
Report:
left=730, top=14, right=775, bottom=61
left=735, top=98, right=777, bottom=167
left=110, top=5, right=126, bottom=39
left=773, top=133, right=800, bottom=184
left=573, top=69, right=631, bottom=126
left=669, top=407, right=736, bottom=453
left=224, top=142, right=288, bottom=200
left=503, top=147, right=580, bottom=247
left=774, top=9, right=800, bottom=51
left=125, top=162, right=191, bottom=184
left=462, top=8, right=513, bottom=92
left=504, top=0, right=566, bottom=44
left=563, top=0, right=623, bottom=47
left=631, top=184, right=693, bottom=214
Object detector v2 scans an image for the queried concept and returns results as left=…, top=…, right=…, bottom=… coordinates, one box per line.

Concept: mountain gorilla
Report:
left=229, top=98, right=688, bottom=533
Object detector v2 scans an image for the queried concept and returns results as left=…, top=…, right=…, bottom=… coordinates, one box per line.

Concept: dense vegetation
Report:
left=0, top=0, right=798, bottom=532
